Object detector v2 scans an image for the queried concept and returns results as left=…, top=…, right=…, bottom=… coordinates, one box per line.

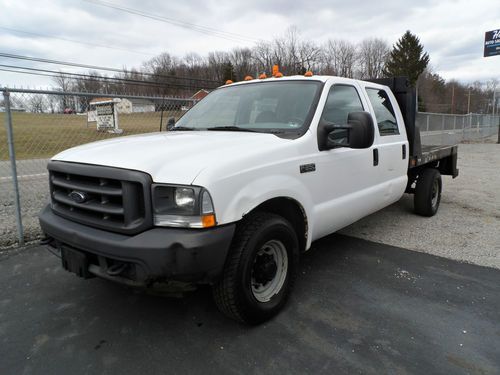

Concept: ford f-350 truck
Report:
left=39, top=75, right=458, bottom=324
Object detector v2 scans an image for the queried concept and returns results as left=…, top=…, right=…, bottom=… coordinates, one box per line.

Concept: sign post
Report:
left=94, top=99, right=123, bottom=134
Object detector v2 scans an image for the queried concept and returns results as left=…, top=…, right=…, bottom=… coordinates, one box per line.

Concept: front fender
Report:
left=208, top=173, right=315, bottom=249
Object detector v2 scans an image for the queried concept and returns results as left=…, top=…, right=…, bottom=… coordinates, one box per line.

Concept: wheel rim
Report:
left=431, top=179, right=439, bottom=207
left=251, top=240, right=288, bottom=303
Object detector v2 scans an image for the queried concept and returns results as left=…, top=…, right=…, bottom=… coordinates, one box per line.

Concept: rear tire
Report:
left=213, top=212, right=299, bottom=325
left=414, top=168, right=442, bottom=217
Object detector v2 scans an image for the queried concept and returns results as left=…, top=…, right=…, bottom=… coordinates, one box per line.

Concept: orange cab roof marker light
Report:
left=244, top=75, right=253, bottom=81
left=225, top=79, right=233, bottom=84
left=274, top=72, right=284, bottom=78
left=259, top=73, right=267, bottom=79
left=304, top=71, right=313, bottom=77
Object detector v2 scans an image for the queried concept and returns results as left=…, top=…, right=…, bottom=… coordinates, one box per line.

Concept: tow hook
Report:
left=40, top=236, right=53, bottom=245
left=107, top=263, right=128, bottom=276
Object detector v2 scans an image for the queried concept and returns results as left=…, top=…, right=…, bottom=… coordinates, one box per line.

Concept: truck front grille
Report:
left=48, top=161, right=152, bottom=234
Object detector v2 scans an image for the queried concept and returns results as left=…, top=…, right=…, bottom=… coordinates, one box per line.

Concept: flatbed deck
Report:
left=413, top=144, right=457, bottom=167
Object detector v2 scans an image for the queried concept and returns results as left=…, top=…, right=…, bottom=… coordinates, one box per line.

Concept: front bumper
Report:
left=39, top=205, right=235, bottom=286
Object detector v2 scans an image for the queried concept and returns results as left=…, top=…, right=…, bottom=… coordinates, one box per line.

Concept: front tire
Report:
left=213, top=212, right=299, bottom=324
left=414, top=168, right=442, bottom=217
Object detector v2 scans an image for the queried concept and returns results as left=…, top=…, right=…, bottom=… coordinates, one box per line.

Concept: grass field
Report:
left=0, top=111, right=181, bottom=160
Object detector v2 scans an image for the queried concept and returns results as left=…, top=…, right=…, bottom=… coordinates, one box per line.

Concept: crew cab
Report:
left=39, top=75, right=458, bottom=324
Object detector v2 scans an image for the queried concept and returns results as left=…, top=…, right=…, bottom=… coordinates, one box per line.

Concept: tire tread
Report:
left=213, top=212, right=292, bottom=323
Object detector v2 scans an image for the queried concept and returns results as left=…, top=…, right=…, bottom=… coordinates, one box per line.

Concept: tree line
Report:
left=37, top=28, right=498, bottom=115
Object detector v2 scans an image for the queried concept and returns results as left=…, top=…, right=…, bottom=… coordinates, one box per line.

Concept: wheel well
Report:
left=248, top=197, right=308, bottom=252
left=406, top=165, right=439, bottom=193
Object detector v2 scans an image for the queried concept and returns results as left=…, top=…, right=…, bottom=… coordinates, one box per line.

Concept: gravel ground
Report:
left=341, top=142, right=500, bottom=269
left=1, top=142, right=499, bottom=270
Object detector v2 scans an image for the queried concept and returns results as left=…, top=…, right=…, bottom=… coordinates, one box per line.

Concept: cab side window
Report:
left=321, top=85, right=364, bottom=125
left=366, top=88, right=399, bottom=136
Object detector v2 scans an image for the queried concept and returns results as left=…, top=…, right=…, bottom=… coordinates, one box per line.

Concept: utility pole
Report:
left=450, top=84, right=455, bottom=114
left=493, top=89, right=496, bottom=116
left=467, top=88, right=471, bottom=114
left=495, top=89, right=500, bottom=144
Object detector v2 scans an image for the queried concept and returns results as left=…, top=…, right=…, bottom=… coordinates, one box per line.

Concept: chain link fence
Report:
left=1, top=88, right=499, bottom=248
left=417, top=112, right=500, bottom=146
left=1, top=88, right=196, bottom=248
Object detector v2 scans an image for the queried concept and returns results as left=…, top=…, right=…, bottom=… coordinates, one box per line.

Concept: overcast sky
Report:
left=0, top=0, right=498, bottom=88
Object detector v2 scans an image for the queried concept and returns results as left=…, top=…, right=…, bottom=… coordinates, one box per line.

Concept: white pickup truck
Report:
left=39, top=75, right=458, bottom=324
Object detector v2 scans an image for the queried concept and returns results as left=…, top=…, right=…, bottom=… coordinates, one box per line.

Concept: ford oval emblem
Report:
left=69, top=191, right=88, bottom=204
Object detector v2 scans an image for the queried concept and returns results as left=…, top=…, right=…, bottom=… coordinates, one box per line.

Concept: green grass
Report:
left=0, top=111, right=182, bottom=160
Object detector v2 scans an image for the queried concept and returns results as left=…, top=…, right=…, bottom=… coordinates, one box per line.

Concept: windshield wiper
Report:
left=170, top=126, right=196, bottom=131
left=206, top=126, right=259, bottom=133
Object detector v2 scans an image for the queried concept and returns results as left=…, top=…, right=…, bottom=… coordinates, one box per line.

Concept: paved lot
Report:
left=1, top=235, right=499, bottom=375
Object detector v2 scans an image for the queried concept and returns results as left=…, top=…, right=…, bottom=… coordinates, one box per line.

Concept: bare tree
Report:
left=297, top=41, right=322, bottom=73
left=207, top=51, right=231, bottom=82
left=47, top=95, right=57, bottom=113
left=323, top=39, right=356, bottom=78
left=29, top=95, right=45, bottom=113
left=52, top=72, right=73, bottom=111
left=229, top=48, right=254, bottom=80
left=357, top=38, right=389, bottom=79
left=252, top=41, right=274, bottom=75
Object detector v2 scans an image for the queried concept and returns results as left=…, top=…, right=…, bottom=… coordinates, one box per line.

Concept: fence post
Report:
left=497, top=115, right=500, bottom=144
left=441, top=115, right=445, bottom=145
left=2, top=90, right=24, bottom=246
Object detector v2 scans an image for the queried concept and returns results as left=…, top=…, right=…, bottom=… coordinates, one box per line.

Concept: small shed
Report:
left=116, top=98, right=155, bottom=114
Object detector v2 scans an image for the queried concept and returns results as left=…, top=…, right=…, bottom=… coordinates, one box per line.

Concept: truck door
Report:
left=311, top=83, right=386, bottom=240
left=363, top=86, right=408, bottom=204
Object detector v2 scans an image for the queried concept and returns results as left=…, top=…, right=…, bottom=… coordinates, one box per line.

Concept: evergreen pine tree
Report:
left=384, top=31, right=430, bottom=86
left=222, top=61, right=235, bottom=82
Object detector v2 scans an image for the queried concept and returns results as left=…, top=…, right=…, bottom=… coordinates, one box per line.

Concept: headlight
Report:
left=152, top=184, right=216, bottom=228
left=175, top=187, right=195, bottom=208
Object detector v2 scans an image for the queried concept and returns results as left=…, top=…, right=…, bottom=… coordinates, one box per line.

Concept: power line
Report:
left=83, top=0, right=262, bottom=44
left=0, top=52, right=219, bottom=84
left=0, top=68, right=173, bottom=90
left=0, top=64, right=217, bottom=89
left=0, top=26, right=156, bottom=56
left=0, top=66, right=216, bottom=90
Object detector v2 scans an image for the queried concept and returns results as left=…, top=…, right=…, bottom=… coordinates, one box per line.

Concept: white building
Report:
left=116, top=98, right=155, bottom=114
left=88, top=97, right=155, bottom=122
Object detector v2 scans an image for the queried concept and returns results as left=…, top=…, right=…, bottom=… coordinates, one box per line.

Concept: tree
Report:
left=29, top=95, right=45, bottom=113
left=52, top=72, right=73, bottom=111
left=322, top=39, right=356, bottom=78
left=357, top=38, right=389, bottom=79
left=222, top=61, right=235, bottom=82
left=384, top=30, right=429, bottom=86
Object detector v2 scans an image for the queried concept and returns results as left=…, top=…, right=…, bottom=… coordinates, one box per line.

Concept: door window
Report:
left=366, top=88, right=399, bottom=136
left=321, top=85, right=364, bottom=125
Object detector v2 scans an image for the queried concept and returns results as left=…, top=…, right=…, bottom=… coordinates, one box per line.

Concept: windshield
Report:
left=174, top=81, right=323, bottom=134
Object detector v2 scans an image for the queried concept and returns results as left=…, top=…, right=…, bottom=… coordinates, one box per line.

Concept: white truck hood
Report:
left=52, top=131, right=291, bottom=184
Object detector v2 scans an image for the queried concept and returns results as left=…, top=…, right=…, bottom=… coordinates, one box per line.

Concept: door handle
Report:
left=373, top=149, right=379, bottom=166
left=402, top=144, right=406, bottom=159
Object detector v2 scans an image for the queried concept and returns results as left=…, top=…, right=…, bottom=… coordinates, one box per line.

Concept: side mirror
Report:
left=318, top=111, right=374, bottom=150
left=166, top=117, right=176, bottom=131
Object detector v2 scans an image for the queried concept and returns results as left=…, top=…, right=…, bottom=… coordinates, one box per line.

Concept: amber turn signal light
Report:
left=201, top=214, right=216, bottom=228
